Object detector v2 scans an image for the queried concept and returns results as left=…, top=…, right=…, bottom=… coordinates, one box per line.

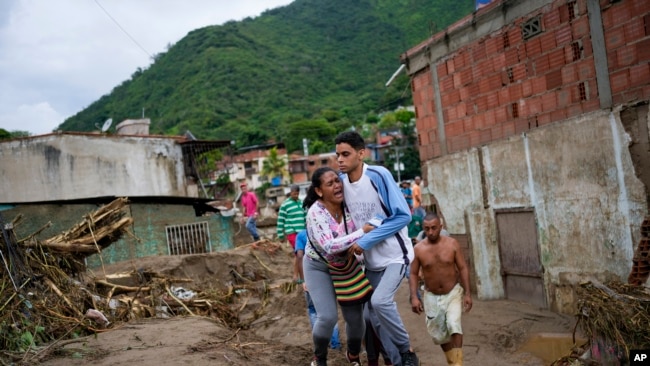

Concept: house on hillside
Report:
left=0, top=125, right=236, bottom=266
left=402, top=0, right=650, bottom=313
left=367, top=128, right=399, bottom=164
left=217, top=144, right=339, bottom=190
left=227, top=144, right=288, bottom=189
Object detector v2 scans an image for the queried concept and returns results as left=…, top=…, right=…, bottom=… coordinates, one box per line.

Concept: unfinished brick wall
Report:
left=602, top=0, right=650, bottom=104
left=412, top=0, right=650, bottom=160
left=629, top=217, right=650, bottom=285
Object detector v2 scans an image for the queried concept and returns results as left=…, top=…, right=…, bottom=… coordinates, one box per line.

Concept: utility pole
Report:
left=229, top=140, right=236, bottom=179
left=393, top=144, right=405, bottom=182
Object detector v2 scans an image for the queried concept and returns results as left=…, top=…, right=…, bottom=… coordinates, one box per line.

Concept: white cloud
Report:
left=0, top=0, right=293, bottom=135
left=0, top=102, right=63, bottom=134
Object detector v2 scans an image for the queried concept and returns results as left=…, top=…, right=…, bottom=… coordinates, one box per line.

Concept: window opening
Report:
left=511, top=103, right=519, bottom=118
left=522, top=16, right=543, bottom=40
left=567, top=1, right=577, bottom=21
left=578, top=82, right=587, bottom=101
left=166, top=221, right=211, bottom=255
left=503, top=32, right=510, bottom=48
left=571, top=41, right=583, bottom=61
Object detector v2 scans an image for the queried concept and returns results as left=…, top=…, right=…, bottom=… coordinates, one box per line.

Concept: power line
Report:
left=93, top=0, right=153, bottom=59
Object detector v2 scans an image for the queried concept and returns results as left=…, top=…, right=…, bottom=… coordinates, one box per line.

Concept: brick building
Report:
left=402, top=0, right=650, bottom=313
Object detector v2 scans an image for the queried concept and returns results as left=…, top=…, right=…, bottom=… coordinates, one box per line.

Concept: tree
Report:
left=261, top=147, right=287, bottom=183
left=0, top=129, right=30, bottom=140
left=196, top=149, right=224, bottom=184
left=309, top=140, right=332, bottom=154
left=395, top=109, right=415, bottom=124
left=285, top=119, right=337, bottom=154
left=378, top=111, right=399, bottom=129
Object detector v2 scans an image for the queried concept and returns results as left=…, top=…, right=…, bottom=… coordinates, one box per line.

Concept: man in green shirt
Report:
left=276, top=184, right=306, bottom=281
left=408, top=214, right=423, bottom=246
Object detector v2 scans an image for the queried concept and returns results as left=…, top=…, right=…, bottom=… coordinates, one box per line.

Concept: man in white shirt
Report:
left=335, top=131, right=419, bottom=366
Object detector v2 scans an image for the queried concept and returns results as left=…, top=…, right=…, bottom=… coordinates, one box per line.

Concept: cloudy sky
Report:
left=0, top=0, right=294, bottom=135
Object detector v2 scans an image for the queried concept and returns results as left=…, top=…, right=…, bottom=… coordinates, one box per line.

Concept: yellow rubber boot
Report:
left=443, top=348, right=463, bottom=366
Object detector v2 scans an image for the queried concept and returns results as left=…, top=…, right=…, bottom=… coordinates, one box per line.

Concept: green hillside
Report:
left=58, top=0, right=473, bottom=149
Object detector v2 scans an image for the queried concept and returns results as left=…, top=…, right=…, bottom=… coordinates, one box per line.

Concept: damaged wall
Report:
left=403, top=0, right=650, bottom=313
left=426, top=108, right=647, bottom=313
left=1, top=202, right=234, bottom=266
left=0, top=133, right=189, bottom=203
left=86, top=203, right=234, bottom=266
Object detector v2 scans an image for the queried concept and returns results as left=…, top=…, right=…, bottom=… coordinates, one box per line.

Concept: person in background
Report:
left=335, top=131, right=419, bottom=366
left=400, top=181, right=413, bottom=211
left=239, top=183, right=260, bottom=242
left=409, top=213, right=472, bottom=366
left=294, top=229, right=341, bottom=351
left=412, top=176, right=425, bottom=218
left=407, top=213, right=423, bottom=246
left=277, top=184, right=306, bottom=281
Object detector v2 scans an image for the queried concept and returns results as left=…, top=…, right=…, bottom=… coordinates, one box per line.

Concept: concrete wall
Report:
left=0, top=133, right=189, bottom=203
left=425, top=109, right=647, bottom=312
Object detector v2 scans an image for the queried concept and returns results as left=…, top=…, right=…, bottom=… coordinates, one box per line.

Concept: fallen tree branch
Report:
left=250, top=251, right=272, bottom=272
left=44, top=277, right=83, bottom=317
left=95, top=279, right=151, bottom=294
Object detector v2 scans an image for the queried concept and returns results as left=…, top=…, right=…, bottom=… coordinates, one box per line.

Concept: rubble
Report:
left=0, top=198, right=291, bottom=365
left=551, top=280, right=650, bottom=365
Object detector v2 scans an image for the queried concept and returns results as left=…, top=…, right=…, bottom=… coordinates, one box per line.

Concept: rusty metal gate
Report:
left=165, top=222, right=211, bottom=255
left=496, top=210, right=546, bottom=308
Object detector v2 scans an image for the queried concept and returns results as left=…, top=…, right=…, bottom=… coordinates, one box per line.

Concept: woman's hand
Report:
left=362, top=223, right=375, bottom=233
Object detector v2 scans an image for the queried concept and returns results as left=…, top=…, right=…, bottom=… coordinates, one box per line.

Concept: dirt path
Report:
left=36, top=246, right=579, bottom=366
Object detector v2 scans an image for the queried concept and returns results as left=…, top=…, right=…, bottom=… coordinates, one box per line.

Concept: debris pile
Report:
left=0, top=198, right=134, bottom=363
left=572, top=280, right=650, bottom=365
left=0, top=198, right=292, bottom=365
left=34, top=198, right=134, bottom=255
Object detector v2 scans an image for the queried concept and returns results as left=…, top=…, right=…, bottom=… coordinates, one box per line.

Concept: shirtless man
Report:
left=408, top=213, right=472, bottom=366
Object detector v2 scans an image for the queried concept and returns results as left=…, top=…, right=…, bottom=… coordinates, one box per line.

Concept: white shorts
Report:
left=423, top=283, right=464, bottom=345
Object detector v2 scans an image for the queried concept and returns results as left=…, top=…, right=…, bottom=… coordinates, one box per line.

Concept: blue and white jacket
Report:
left=340, top=164, right=413, bottom=271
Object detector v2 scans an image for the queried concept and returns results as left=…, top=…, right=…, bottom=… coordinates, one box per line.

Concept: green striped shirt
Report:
left=276, top=198, right=306, bottom=239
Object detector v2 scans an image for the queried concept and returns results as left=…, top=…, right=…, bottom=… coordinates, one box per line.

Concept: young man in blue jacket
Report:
left=335, top=131, right=418, bottom=366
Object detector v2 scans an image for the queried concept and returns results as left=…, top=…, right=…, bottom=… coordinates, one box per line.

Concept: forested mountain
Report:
left=58, top=0, right=473, bottom=151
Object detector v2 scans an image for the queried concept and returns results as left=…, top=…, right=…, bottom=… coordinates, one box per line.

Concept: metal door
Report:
left=496, top=210, right=546, bottom=308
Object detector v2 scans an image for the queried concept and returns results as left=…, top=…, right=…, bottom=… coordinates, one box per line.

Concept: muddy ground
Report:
left=36, top=242, right=580, bottom=366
